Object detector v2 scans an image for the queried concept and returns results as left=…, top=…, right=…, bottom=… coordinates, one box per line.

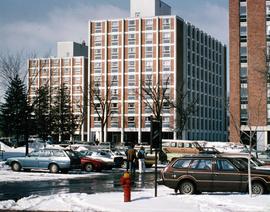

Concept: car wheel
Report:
left=252, top=182, right=264, bottom=195
left=85, top=163, right=93, bottom=172
left=11, top=162, right=21, bottom=172
left=49, top=164, right=59, bottom=173
left=179, top=181, right=195, bottom=195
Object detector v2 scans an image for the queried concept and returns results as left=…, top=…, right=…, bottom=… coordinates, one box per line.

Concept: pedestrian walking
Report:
left=126, top=144, right=137, bottom=174
left=137, top=146, right=146, bottom=173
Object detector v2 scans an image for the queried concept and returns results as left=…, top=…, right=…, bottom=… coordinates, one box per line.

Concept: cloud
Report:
left=173, top=2, right=228, bottom=45
left=0, top=4, right=129, bottom=56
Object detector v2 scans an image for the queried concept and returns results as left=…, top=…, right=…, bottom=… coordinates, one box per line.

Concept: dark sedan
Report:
left=159, top=155, right=270, bottom=195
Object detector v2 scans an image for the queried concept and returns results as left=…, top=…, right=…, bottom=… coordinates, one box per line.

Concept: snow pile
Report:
left=0, top=186, right=269, bottom=212
left=0, top=141, right=12, bottom=152
left=200, top=141, right=245, bottom=153
left=0, top=169, right=105, bottom=182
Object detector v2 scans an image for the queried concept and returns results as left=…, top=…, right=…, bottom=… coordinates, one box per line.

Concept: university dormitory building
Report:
left=230, top=0, right=270, bottom=151
left=28, top=0, right=227, bottom=144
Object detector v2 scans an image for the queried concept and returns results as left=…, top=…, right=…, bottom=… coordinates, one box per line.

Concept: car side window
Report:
left=172, top=159, right=191, bottom=169
left=52, top=150, right=65, bottom=157
left=29, top=151, right=39, bottom=157
left=190, top=159, right=199, bottom=169
left=196, top=159, right=212, bottom=170
left=217, top=160, right=235, bottom=171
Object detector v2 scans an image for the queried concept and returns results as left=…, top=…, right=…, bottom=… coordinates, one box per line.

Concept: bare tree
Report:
left=89, top=76, right=116, bottom=143
left=169, top=84, right=198, bottom=139
left=142, top=76, right=198, bottom=139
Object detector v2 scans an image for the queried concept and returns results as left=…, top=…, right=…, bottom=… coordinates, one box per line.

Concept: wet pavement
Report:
left=0, top=170, right=156, bottom=201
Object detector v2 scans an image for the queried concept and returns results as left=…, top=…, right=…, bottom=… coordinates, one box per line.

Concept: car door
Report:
left=38, top=149, right=51, bottom=168
left=22, top=151, right=40, bottom=168
left=212, top=159, right=243, bottom=192
left=188, top=159, right=214, bottom=192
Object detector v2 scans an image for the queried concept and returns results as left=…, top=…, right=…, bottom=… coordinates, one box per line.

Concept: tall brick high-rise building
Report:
left=229, top=0, right=270, bottom=150
left=87, top=0, right=227, bottom=144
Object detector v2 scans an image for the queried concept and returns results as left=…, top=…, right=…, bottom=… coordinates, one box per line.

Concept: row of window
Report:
left=94, top=32, right=172, bottom=46
left=93, top=46, right=172, bottom=60
left=187, top=65, right=223, bottom=83
left=30, top=59, right=82, bottom=67
left=187, top=25, right=222, bottom=52
left=93, top=18, right=172, bottom=34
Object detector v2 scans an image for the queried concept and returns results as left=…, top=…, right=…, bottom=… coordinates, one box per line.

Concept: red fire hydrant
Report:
left=120, top=171, right=131, bottom=202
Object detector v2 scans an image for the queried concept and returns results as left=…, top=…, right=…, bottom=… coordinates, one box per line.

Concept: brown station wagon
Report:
left=159, top=155, right=270, bottom=195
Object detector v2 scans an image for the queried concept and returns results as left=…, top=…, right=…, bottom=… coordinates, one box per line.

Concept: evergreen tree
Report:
left=0, top=75, right=31, bottom=154
left=51, top=85, right=77, bottom=142
left=32, top=85, right=52, bottom=142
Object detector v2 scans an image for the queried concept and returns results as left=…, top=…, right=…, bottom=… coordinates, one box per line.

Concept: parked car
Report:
left=77, top=154, right=106, bottom=172
left=5, top=148, right=81, bottom=173
left=79, top=150, right=115, bottom=169
left=159, top=154, right=270, bottom=195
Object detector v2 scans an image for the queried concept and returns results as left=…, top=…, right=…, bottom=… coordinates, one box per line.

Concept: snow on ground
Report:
left=0, top=186, right=269, bottom=212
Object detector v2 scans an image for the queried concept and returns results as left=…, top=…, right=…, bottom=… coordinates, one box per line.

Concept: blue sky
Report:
left=0, top=0, right=228, bottom=56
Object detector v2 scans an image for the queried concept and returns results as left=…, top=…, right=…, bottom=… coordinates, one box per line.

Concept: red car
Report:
left=80, top=157, right=105, bottom=172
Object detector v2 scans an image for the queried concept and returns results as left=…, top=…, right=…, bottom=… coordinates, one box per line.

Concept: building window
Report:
left=128, top=103, right=135, bottom=113
left=162, top=18, right=170, bottom=30
left=145, top=46, right=153, bottom=58
left=111, top=35, right=118, bottom=46
left=95, top=22, right=102, bottom=33
left=240, top=83, right=248, bottom=98
left=111, top=88, right=118, bottom=100
left=145, top=74, right=152, bottom=86
left=162, top=46, right=171, bottom=57
left=162, top=32, right=170, bottom=43
left=240, top=66, right=247, bottom=79
left=111, top=76, right=118, bottom=86
left=63, top=68, right=70, bottom=75
left=145, top=19, right=153, bottom=30
left=162, top=73, right=170, bottom=86
left=145, top=33, right=153, bottom=44
left=94, top=76, right=101, bottom=87
left=162, top=116, right=170, bottom=128
left=128, top=61, right=135, bottom=72
left=128, top=75, right=136, bottom=86
left=128, top=117, right=135, bottom=128
left=94, top=49, right=102, bottom=60
left=128, top=47, right=136, bottom=58
left=111, top=48, right=118, bottom=59
left=111, top=61, right=118, bottom=73
left=162, top=60, right=171, bottom=72
left=240, top=46, right=247, bottom=57
left=94, top=62, right=102, bottom=74
left=128, top=34, right=136, bottom=45
left=111, top=117, right=118, bottom=127
left=95, top=35, right=102, bottom=46
left=94, top=117, right=101, bottom=127
left=128, top=89, right=136, bottom=100
left=128, top=20, right=136, bottom=31
left=111, top=21, right=119, bottom=32
left=240, top=25, right=247, bottom=36
left=145, top=61, right=153, bottom=72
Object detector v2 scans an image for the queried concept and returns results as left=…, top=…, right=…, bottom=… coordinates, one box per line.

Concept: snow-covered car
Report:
left=79, top=150, right=115, bottom=169
left=159, top=154, right=270, bottom=195
left=5, top=148, right=81, bottom=173
left=80, top=156, right=106, bottom=172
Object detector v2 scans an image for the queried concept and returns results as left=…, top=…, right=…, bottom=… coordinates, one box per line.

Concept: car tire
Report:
left=85, top=163, right=93, bottom=172
left=179, top=181, right=195, bottom=195
left=252, top=182, right=264, bottom=195
left=11, top=162, right=21, bottom=172
left=49, top=164, right=59, bottom=173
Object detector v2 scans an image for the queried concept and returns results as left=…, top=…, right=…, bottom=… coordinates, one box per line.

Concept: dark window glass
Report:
left=173, top=159, right=191, bottom=169
left=217, top=160, right=235, bottom=171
